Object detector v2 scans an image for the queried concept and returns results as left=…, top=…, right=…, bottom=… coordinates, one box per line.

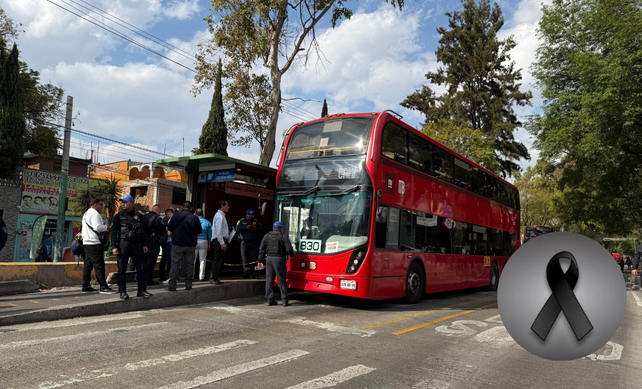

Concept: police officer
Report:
left=257, top=221, right=294, bottom=306
left=111, top=195, right=152, bottom=300
left=236, top=209, right=264, bottom=279
left=143, top=204, right=166, bottom=285
left=631, top=243, right=642, bottom=287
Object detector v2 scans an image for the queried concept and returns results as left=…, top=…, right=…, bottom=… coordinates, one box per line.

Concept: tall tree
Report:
left=321, top=98, right=328, bottom=117
left=528, top=0, right=642, bottom=235
left=402, top=0, right=532, bottom=177
left=0, top=42, right=26, bottom=178
left=422, top=118, right=498, bottom=172
left=197, top=59, right=228, bottom=156
left=195, top=0, right=404, bottom=166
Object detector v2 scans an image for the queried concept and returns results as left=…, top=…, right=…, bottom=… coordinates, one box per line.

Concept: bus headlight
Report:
left=346, top=247, right=367, bottom=274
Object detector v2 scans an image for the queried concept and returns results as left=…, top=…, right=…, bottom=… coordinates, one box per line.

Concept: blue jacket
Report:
left=197, top=216, right=212, bottom=241
left=236, top=218, right=264, bottom=243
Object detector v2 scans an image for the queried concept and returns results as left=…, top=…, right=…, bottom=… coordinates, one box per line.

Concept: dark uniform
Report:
left=143, top=211, right=166, bottom=284
left=111, top=209, right=148, bottom=295
left=236, top=217, right=264, bottom=277
left=632, top=243, right=642, bottom=287
left=259, top=227, right=294, bottom=305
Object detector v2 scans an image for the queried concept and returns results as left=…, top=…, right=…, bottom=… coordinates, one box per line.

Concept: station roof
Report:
left=156, top=153, right=276, bottom=176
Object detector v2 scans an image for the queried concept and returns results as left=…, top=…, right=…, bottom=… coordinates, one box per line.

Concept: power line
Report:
left=44, top=120, right=175, bottom=158
left=281, top=109, right=309, bottom=122
left=64, top=0, right=195, bottom=63
left=282, top=101, right=318, bottom=120
left=45, top=0, right=197, bottom=73
left=69, top=131, right=164, bottom=161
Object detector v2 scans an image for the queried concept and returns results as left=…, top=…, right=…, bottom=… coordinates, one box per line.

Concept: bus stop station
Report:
left=156, top=153, right=277, bottom=275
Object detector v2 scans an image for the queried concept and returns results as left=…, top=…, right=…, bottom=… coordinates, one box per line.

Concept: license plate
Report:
left=340, top=280, right=357, bottom=290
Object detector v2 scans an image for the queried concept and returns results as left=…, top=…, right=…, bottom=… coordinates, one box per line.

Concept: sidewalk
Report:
left=0, top=277, right=264, bottom=327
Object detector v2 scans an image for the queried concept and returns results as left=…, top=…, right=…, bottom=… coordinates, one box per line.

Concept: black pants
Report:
left=241, top=241, right=259, bottom=276
left=265, top=256, right=288, bottom=303
left=117, top=240, right=147, bottom=294
left=159, top=241, right=172, bottom=280
left=82, top=244, right=107, bottom=289
left=145, top=243, right=161, bottom=282
left=209, top=240, right=225, bottom=281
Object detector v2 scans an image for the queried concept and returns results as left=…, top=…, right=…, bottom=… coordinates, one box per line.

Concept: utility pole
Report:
left=182, top=138, right=185, bottom=157
left=54, top=96, right=73, bottom=262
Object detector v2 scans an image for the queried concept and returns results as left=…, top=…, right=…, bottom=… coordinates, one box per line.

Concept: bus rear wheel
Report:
left=404, top=262, right=424, bottom=304
left=489, top=263, right=499, bottom=291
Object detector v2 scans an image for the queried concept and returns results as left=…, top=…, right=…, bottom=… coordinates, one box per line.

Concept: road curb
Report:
left=0, top=280, right=40, bottom=296
left=0, top=281, right=265, bottom=327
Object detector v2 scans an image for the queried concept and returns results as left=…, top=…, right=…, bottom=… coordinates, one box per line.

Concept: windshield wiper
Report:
left=282, top=185, right=321, bottom=197
left=317, top=185, right=361, bottom=198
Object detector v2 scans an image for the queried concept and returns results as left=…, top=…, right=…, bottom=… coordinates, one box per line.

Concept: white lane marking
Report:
left=209, top=304, right=375, bottom=337
left=37, top=368, right=117, bottom=389
left=435, top=320, right=488, bottom=337
left=0, top=323, right=167, bottom=350
left=631, top=291, right=642, bottom=307
left=584, top=341, right=624, bottom=361
left=474, top=326, right=515, bottom=346
left=413, top=379, right=451, bottom=389
left=285, top=365, right=375, bottom=389
left=484, top=314, right=503, bottom=324
left=157, top=349, right=310, bottom=389
left=125, top=340, right=257, bottom=370
left=280, top=318, right=376, bottom=337
left=4, top=313, right=145, bottom=332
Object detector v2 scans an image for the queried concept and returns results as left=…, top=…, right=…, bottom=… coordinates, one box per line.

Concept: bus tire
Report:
left=404, top=262, right=424, bottom=304
left=488, top=262, right=499, bottom=291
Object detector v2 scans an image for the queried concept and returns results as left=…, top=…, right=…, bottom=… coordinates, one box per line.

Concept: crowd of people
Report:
left=77, top=196, right=295, bottom=305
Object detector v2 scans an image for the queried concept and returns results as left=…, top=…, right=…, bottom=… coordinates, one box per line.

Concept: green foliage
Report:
left=198, top=59, right=228, bottom=156
left=528, top=0, right=642, bottom=235
left=402, top=0, right=532, bottom=177
left=0, top=41, right=26, bottom=179
left=321, top=98, right=328, bottom=117
left=77, top=176, right=121, bottom=226
left=513, top=165, right=559, bottom=237
left=195, top=0, right=404, bottom=166
left=422, top=118, right=498, bottom=172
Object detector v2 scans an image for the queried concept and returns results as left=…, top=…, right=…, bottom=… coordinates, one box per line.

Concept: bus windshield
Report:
left=285, top=117, right=374, bottom=160
left=276, top=191, right=372, bottom=255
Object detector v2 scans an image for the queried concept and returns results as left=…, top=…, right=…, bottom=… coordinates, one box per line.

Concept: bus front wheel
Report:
left=404, top=262, right=424, bottom=304
left=489, top=263, right=499, bottom=291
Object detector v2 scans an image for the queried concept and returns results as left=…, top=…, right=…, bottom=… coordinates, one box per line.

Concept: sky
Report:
left=0, top=0, right=549, bottom=172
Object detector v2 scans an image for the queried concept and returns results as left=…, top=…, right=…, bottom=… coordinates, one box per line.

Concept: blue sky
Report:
left=0, top=0, right=548, bottom=170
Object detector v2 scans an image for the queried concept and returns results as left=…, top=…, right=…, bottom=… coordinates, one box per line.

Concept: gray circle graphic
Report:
left=498, top=232, right=626, bottom=360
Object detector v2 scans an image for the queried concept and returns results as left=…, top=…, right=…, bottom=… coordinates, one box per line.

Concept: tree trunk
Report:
left=259, top=10, right=286, bottom=167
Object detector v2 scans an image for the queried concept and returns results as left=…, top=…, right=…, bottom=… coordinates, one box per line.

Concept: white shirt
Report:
left=82, top=207, right=107, bottom=245
left=212, top=210, right=229, bottom=245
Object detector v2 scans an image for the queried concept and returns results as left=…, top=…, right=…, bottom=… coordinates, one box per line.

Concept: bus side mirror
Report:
left=260, top=201, right=267, bottom=216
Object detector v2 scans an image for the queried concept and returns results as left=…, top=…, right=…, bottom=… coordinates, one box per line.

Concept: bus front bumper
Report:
left=287, top=271, right=371, bottom=299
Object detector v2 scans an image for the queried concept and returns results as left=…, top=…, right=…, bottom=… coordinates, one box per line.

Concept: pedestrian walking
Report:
left=210, top=200, right=232, bottom=285
left=81, top=199, right=116, bottom=294
left=257, top=221, right=294, bottom=307
left=632, top=243, right=642, bottom=287
left=111, top=195, right=152, bottom=300
left=194, top=208, right=212, bottom=281
left=167, top=201, right=202, bottom=291
left=626, top=257, right=632, bottom=270
left=158, top=208, right=174, bottom=281
left=143, top=205, right=166, bottom=285
left=236, top=209, right=263, bottom=279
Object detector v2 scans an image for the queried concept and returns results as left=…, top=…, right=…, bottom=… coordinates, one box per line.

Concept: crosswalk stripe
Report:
left=157, top=350, right=310, bottom=389
left=285, top=365, right=376, bottom=389
left=4, top=313, right=145, bottom=332
left=125, top=340, right=258, bottom=370
left=0, top=322, right=167, bottom=349
left=631, top=291, right=642, bottom=307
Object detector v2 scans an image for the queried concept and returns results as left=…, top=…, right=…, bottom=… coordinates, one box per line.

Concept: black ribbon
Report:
left=531, top=251, right=593, bottom=341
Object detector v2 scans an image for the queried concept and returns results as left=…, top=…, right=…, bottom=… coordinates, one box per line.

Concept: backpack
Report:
left=71, top=238, right=84, bottom=256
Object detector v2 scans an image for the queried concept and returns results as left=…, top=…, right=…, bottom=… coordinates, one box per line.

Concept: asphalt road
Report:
left=0, top=285, right=640, bottom=389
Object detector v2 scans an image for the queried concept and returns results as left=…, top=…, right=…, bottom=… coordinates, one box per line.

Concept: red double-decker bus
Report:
left=275, top=111, right=520, bottom=303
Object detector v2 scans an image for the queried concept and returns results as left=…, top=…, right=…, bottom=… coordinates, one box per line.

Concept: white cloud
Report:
left=162, top=0, right=201, bottom=20
left=282, top=5, right=436, bottom=117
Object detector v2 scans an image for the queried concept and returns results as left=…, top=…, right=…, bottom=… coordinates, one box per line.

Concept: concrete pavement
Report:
left=0, top=285, right=640, bottom=388
left=0, top=277, right=264, bottom=326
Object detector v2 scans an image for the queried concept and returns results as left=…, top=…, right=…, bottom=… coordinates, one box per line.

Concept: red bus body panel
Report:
left=277, top=112, right=520, bottom=300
